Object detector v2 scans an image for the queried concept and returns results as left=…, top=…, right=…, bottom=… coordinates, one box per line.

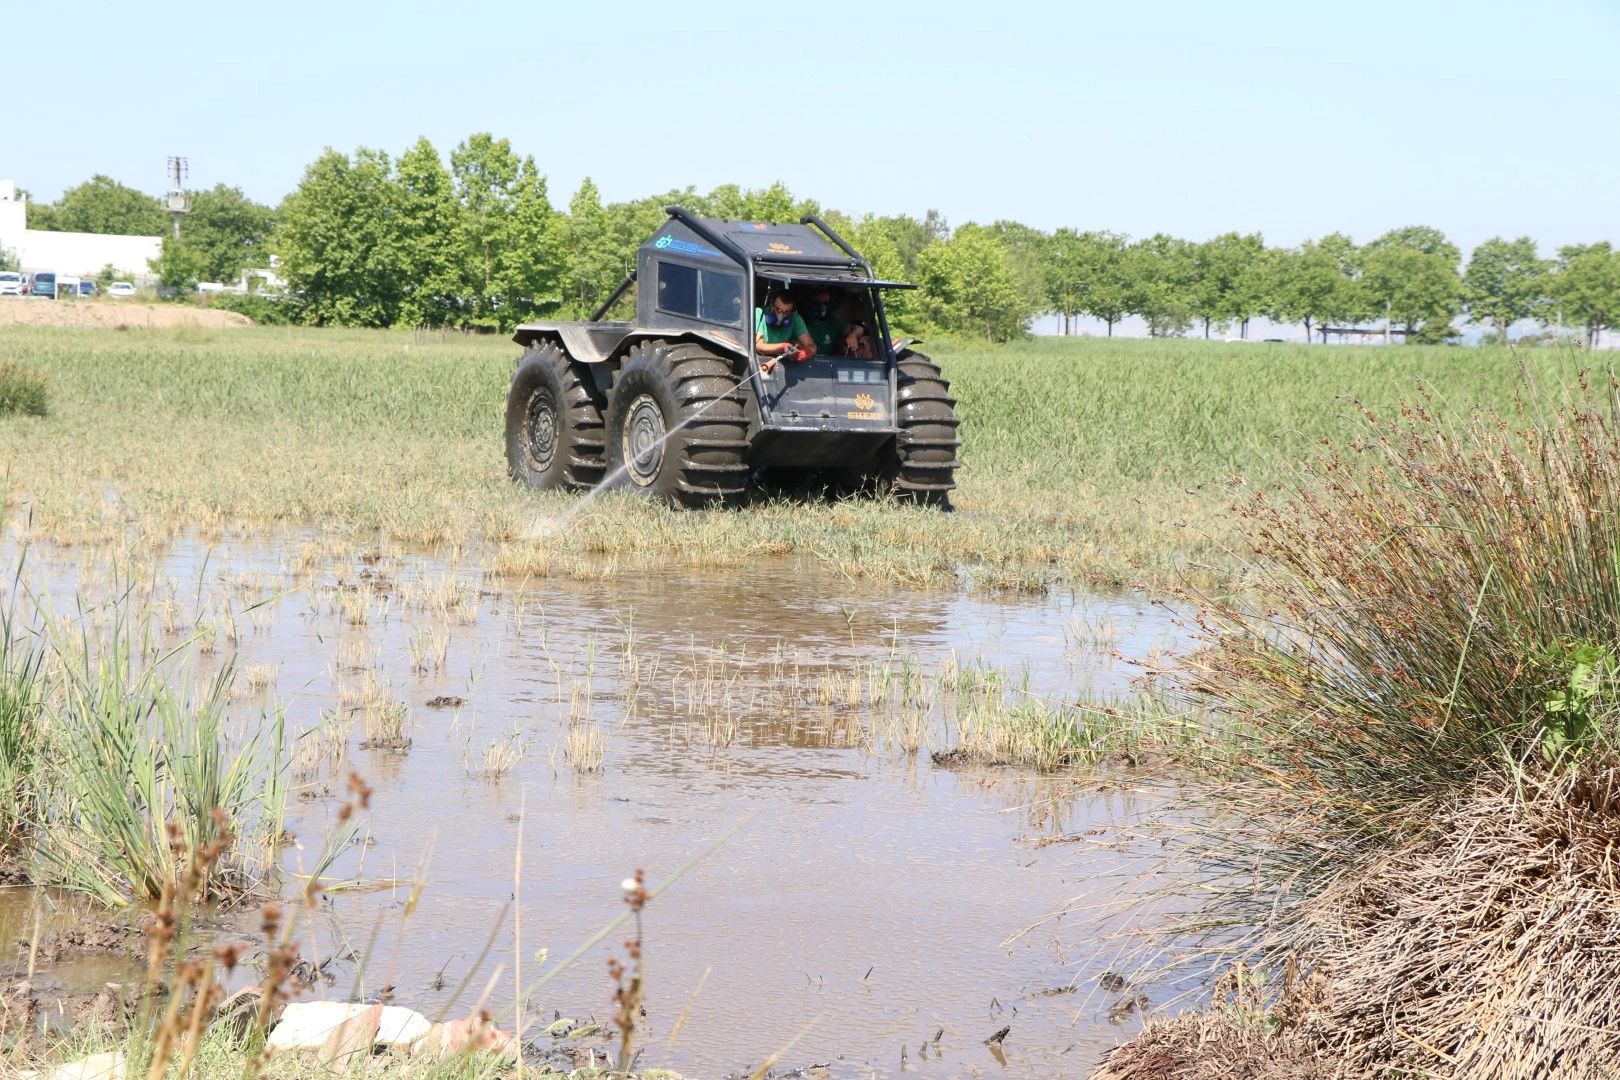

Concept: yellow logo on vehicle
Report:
left=854, top=393, right=875, bottom=410
left=766, top=242, right=804, bottom=254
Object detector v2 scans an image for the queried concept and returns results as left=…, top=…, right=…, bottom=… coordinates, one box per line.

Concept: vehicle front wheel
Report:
left=505, top=343, right=606, bottom=490
left=882, top=350, right=961, bottom=507
left=602, top=340, right=749, bottom=508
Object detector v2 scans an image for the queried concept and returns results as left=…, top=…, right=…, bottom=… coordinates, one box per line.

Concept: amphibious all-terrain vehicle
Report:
left=505, top=209, right=960, bottom=508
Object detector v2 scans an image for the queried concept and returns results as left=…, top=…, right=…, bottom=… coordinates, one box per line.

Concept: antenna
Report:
left=164, top=156, right=191, bottom=240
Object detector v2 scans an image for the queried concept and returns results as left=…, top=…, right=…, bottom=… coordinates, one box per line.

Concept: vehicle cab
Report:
left=634, top=212, right=915, bottom=466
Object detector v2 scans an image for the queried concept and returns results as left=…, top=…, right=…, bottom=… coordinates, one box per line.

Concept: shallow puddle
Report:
left=9, top=535, right=1192, bottom=1078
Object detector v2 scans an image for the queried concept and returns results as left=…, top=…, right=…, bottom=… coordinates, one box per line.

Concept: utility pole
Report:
left=164, top=156, right=191, bottom=240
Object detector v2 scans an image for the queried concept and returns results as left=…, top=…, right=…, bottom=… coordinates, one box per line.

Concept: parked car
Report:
left=75, top=280, right=98, bottom=298
left=0, top=272, right=21, bottom=297
left=25, top=271, right=57, bottom=299
left=57, top=276, right=83, bottom=298
left=108, top=281, right=136, bottom=298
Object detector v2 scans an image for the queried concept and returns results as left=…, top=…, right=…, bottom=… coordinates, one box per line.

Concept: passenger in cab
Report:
left=755, top=288, right=817, bottom=374
left=840, top=323, right=875, bottom=359
left=801, top=289, right=847, bottom=357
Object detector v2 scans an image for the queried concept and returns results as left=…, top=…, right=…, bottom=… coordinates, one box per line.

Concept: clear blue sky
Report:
left=5, top=0, right=1615, bottom=253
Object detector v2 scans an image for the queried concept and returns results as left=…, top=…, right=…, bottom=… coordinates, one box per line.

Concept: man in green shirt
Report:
left=754, top=289, right=817, bottom=374
left=801, top=289, right=847, bottom=357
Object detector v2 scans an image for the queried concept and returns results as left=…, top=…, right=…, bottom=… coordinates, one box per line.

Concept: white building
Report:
left=0, top=179, right=163, bottom=280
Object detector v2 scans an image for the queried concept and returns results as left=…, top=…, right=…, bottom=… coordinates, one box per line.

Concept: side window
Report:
left=656, top=261, right=698, bottom=317
left=698, top=270, right=743, bottom=325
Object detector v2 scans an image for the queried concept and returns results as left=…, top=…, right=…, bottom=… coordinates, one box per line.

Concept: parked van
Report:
left=25, top=271, right=57, bottom=298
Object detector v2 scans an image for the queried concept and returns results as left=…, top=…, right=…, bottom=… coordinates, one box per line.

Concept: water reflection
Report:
left=7, top=535, right=1190, bottom=1078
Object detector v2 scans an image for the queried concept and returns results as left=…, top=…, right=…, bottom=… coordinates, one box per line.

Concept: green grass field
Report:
left=0, top=324, right=1580, bottom=589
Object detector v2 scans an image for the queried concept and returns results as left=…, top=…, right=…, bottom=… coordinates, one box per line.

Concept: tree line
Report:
left=22, top=136, right=1620, bottom=345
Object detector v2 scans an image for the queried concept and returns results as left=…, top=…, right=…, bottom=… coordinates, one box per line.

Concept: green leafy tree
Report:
left=278, top=147, right=404, bottom=327
left=561, top=178, right=624, bottom=318
left=1126, top=234, right=1195, bottom=337
left=149, top=237, right=209, bottom=291
left=1549, top=243, right=1620, bottom=348
left=1071, top=230, right=1131, bottom=336
left=23, top=199, right=57, bottom=231
left=848, top=217, right=915, bottom=330
left=1464, top=237, right=1547, bottom=339
left=449, top=133, right=564, bottom=330
left=1266, top=234, right=1364, bottom=342
left=913, top=223, right=1029, bottom=342
left=1188, top=232, right=1265, bottom=339
left=1043, top=228, right=1086, bottom=334
left=1231, top=244, right=1280, bottom=339
left=0, top=246, right=17, bottom=273
left=705, top=182, right=818, bottom=223
left=393, top=138, right=464, bottom=327
left=987, top=220, right=1050, bottom=323
left=1362, top=226, right=1462, bottom=342
left=179, top=185, right=276, bottom=283
left=848, top=212, right=946, bottom=277
left=32, top=175, right=167, bottom=235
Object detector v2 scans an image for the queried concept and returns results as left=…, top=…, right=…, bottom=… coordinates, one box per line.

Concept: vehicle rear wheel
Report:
left=883, top=350, right=961, bottom=507
left=603, top=340, right=749, bottom=508
left=505, top=342, right=607, bottom=490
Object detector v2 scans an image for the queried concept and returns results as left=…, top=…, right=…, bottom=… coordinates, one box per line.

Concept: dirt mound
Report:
left=27, top=917, right=145, bottom=964
left=1292, top=778, right=1620, bottom=1078
left=0, top=297, right=251, bottom=329
left=1088, top=1013, right=1337, bottom=1080
left=1095, top=773, right=1620, bottom=1080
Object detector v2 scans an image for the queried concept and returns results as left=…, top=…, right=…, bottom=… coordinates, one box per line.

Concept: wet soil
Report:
left=10, top=534, right=1192, bottom=1078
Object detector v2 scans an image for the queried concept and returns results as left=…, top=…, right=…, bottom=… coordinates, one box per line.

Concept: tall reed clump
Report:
left=1194, top=373, right=1620, bottom=846
left=0, top=592, right=45, bottom=855
left=35, top=612, right=285, bottom=907
left=1147, top=370, right=1620, bottom=1077
left=0, top=362, right=48, bottom=417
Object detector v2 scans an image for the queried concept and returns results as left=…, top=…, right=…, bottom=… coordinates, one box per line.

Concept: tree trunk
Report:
left=1203, top=317, right=1210, bottom=339
left=1304, top=316, right=1313, bottom=342
left=1241, top=318, right=1249, bottom=340
left=1106, top=317, right=1114, bottom=338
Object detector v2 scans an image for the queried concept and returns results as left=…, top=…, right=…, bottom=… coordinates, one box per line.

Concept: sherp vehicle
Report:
left=504, top=209, right=961, bottom=508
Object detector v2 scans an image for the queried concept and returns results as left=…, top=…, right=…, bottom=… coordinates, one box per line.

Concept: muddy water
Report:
left=13, top=537, right=1191, bottom=1078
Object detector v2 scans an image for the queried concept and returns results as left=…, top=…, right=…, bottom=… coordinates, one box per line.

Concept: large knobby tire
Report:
left=603, top=340, right=749, bottom=509
left=505, top=343, right=607, bottom=491
left=884, top=349, right=961, bottom=507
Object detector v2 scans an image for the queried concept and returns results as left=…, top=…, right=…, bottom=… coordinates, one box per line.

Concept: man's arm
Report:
left=754, top=331, right=796, bottom=356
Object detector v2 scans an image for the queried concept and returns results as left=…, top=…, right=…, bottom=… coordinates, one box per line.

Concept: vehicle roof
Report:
left=642, top=216, right=852, bottom=265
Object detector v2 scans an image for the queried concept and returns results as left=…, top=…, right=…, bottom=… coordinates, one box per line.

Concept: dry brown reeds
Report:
left=1290, top=773, right=1620, bottom=1077
left=1117, top=369, right=1620, bottom=1077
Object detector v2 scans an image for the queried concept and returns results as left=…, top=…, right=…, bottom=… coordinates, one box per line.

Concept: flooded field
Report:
left=4, top=534, right=1193, bottom=1078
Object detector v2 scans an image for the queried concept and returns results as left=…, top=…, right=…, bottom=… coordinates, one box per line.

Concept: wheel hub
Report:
left=623, top=394, right=667, bottom=487
left=525, top=386, right=559, bottom=471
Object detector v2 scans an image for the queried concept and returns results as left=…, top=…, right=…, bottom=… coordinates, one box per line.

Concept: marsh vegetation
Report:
left=5, top=321, right=1618, bottom=1079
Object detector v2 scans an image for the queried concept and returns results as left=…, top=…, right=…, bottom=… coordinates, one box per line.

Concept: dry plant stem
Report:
left=665, top=965, right=710, bottom=1050
left=514, top=793, right=525, bottom=1080
left=610, top=870, right=647, bottom=1076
